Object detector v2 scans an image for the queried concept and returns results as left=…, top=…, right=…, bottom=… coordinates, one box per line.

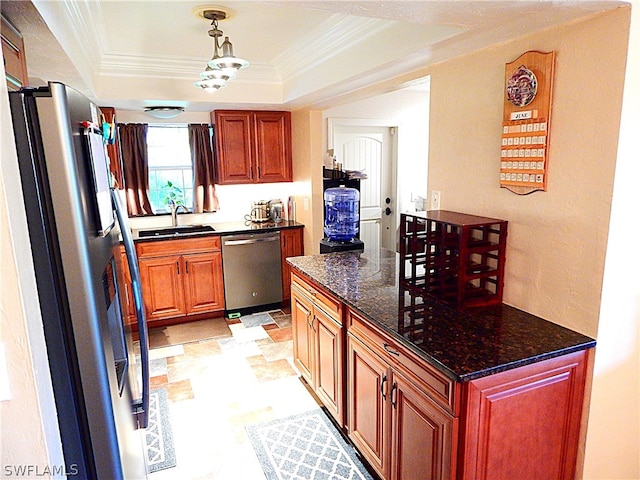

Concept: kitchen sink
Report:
left=137, top=225, right=215, bottom=238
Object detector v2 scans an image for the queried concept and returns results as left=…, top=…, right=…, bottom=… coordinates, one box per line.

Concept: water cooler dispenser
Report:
left=320, top=170, right=365, bottom=253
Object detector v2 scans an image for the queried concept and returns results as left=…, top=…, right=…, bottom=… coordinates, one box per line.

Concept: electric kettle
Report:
left=268, top=199, right=284, bottom=223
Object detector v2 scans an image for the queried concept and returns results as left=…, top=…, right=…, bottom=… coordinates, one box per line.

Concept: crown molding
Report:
left=99, top=52, right=280, bottom=85
left=32, top=0, right=106, bottom=90
left=275, top=14, right=391, bottom=83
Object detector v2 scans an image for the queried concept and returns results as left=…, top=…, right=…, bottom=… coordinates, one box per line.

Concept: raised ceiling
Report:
left=1, top=1, right=624, bottom=112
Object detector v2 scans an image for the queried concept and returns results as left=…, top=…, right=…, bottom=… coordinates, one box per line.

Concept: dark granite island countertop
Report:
left=287, top=248, right=596, bottom=382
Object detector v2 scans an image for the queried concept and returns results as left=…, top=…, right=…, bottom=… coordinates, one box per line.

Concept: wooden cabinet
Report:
left=281, top=227, right=304, bottom=301
left=182, top=252, right=225, bottom=314
left=347, top=309, right=455, bottom=480
left=212, top=110, right=292, bottom=185
left=139, top=254, right=186, bottom=321
left=291, top=271, right=344, bottom=426
left=2, top=15, right=28, bottom=92
left=118, top=247, right=137, bottom=325
left=342, top=306, right=592, bottom=480
left=459, top=350, right=591, bottom=480
left=136, top=236, right=224, bottom=325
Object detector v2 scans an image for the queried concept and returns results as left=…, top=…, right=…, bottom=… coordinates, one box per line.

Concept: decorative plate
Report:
left=506, top=65, right=538, bottom=107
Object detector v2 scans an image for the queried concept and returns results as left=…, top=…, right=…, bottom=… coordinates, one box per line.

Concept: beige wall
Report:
left=426, top=6, right=637, bottom=479
left=427, top=8, right=629, bottom=338
left=291, top=109, right=324, bottom=254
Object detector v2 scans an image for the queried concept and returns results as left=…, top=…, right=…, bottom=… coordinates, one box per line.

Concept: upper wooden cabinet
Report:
left=2, top=15, right=29, bottom=92
left=212, top=110, right=293, bottom=185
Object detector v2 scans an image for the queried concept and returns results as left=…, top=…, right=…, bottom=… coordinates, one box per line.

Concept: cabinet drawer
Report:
left=347, top=308, right=457, bottom=415
left=136, top=235, right=221, bottom=257
left=291, top=272, right=341, bottom=321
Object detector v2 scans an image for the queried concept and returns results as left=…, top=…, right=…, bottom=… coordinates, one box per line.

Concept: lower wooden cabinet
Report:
left=118, top=247, right=137, bottom=325
left=281, top=227, right=304, bottom=301
left=347, top=332, right=390, bottom=476
left=135, top=236, right=224, bottom=325
left=347, top=323, right=455, bottom=480
left=291, top=272, right=344, bottom=426
left=182, top=252, right=225, bottom=314
left=139, top=254, right=186, bottom=320
left=459, top=350, right=591, bottom=480
left=391, top=370, right=456, bottom=480
left=303, top=303, right=594, bottom=480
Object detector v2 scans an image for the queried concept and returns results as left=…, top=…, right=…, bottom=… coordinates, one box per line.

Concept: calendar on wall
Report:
left=500, top=51, right=555, bottom=194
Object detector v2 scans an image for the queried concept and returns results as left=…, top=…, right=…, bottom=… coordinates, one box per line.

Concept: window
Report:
left=147, top=125, right=193, bottom=213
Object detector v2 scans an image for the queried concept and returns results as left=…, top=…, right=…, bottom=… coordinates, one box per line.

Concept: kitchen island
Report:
left=287, top=248, right=595, bottom=480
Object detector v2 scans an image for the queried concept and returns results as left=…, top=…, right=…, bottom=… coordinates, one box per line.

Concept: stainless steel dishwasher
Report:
left=221, top=231, right=283, bottom=312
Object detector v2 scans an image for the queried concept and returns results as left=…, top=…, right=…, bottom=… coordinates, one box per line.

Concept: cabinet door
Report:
left=460, top=350, right=590, bottom=480
left=183, top=251, right=225, bottom=314
left=314, top=306, right=344, bottom=427
left=390, top=371, right=456, bottom=480
left=291, top=284, right=314, bottom=386
left=281, top=228, right=304, bottom=301
left=347, top=333, right=390, bottom=479
left=254, top=111, right=292, bottom=183
left=214, top=111, right=254, bottom=184
left=139, top=255, right=186, bottom=322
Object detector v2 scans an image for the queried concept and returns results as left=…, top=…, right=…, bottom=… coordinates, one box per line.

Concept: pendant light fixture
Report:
left=194, top=9, right=249, bottom=92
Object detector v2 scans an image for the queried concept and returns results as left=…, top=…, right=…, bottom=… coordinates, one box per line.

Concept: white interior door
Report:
left=332, top=124, right=395, bottom=251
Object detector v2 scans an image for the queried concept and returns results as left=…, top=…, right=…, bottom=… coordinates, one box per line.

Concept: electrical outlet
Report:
left=303, top=197, right=310, bottom=211
left=430, top=190, right=441, bottom=210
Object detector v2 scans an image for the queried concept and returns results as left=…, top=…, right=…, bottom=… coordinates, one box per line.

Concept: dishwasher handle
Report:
left=223, top=235, right=280, bottom=246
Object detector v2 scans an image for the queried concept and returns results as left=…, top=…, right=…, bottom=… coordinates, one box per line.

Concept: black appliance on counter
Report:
left=320, top=167, right=365, bottom=253
left=9, top=82, right=150, bottom=479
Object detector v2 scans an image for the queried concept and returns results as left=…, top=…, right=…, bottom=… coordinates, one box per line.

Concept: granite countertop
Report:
left=287, top=249, right=596, bottom=382
left=132, top=220, right=304, bottom=241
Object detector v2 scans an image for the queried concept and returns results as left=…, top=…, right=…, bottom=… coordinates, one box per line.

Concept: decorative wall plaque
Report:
left=500, top=51, right=555, bottom=194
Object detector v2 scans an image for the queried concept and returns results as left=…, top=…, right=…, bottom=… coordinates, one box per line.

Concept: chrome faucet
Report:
left=169, top=201, right=189, bottom=227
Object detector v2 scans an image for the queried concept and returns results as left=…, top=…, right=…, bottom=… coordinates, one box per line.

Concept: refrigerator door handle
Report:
left=111, top=188, right=150, bottom=429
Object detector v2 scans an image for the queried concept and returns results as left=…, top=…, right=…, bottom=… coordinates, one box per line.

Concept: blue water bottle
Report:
left=324, top=187, right=359, bottom=242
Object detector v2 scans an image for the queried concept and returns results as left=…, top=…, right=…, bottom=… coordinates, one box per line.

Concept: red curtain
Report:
left=118, top=123, right=153, bottom=215
left=189, top=124, right=219, bottom=213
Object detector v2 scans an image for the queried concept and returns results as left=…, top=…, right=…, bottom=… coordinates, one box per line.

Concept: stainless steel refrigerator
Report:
left=9, top=82, right=150, bottom=479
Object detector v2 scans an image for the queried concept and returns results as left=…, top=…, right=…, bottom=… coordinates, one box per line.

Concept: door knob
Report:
left=385, top=197, right=391, bottom=204
left=384, top=207, right=392, bottom=215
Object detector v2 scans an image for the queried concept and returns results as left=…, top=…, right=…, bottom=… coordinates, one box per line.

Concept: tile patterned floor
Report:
left=147, top=308, right=321, bottom=480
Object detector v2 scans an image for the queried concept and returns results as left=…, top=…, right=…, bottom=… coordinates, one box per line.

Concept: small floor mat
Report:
left=149, top=317, right=231, bottom=348
left=246, top=409, right=374, bottom=480
left=240, top=312, right=277, bottom=328
left=145, top=388, right=176, bottom=473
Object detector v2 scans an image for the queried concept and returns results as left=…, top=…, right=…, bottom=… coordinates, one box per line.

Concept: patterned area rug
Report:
left=145, top=389, right=176, bottom=473
left=246, top=409, right=374, bottom=480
